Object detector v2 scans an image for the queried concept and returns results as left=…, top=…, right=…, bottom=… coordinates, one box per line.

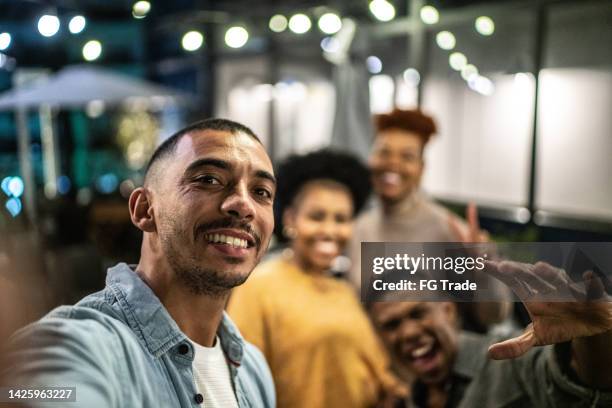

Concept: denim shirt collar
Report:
left=106, top=263, right=244, bottom=364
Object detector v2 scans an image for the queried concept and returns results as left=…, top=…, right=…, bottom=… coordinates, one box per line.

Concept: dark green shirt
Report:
left=410, top=331, right=612, bottom=408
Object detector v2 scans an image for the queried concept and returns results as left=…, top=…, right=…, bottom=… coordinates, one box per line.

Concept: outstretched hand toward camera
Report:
left=484, top=260, right=612, bottom=365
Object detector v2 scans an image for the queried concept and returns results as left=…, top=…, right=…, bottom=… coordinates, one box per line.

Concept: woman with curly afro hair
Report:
left=228, top=149, right=405, bottom=408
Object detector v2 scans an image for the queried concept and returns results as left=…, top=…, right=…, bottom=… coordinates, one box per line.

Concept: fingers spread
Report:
left=500, top=261, right=557, bottom=296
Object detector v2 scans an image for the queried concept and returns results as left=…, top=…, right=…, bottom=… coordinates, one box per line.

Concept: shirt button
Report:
left=178, top=344, right=189, bottom=355
left=194, top=393, right=204, bottom=404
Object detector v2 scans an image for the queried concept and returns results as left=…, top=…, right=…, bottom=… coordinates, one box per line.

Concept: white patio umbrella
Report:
left=0, top=65, right=194, bottom=110
left=0, top=65, right=194, bottom=221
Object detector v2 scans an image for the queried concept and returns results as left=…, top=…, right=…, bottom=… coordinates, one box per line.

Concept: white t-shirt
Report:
left=191, top=336, right=239, bottom=408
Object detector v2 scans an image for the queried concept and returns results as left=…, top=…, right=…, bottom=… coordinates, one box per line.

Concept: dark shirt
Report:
left=410, top=331, right=612, bottom=408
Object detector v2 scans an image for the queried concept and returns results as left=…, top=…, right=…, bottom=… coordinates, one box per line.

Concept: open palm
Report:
left=484, top=260, right=612, bottom=359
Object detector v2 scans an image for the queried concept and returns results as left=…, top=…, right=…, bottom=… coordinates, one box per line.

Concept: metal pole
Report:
left=267, top=38, right=279, bottom=161
left=408, top=0, right=427, bottom=107
left=15, top=108, right=36, bottom=223
left=40, top=104, right=59, bottom=199
left=527, top=6, right=547, bottom=220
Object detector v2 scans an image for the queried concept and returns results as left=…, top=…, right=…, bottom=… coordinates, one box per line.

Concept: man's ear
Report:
left=129, top=187, right=156, bottom=233
left=441, top=302, right=458, bottom=326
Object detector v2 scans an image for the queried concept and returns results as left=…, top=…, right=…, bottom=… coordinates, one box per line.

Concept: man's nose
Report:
left=220, top=184, right=255, bottom=221
left=399, top=319, right=421, bottom=342
left=386, top=154, right=403, bottom=168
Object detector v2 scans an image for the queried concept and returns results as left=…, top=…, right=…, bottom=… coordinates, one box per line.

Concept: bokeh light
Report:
left=69, top=16, right=86, bottom=34
left=367, top=56, right=383, bottom=74
left=289, top=14, right=312, bottom=34
left=436, top=31, right=456, bottom=50
left=369, top=0, right=396, bottom=22
left=0, top=33, right=11, bottom=51
left=269, top=15, right=288, bottom=33
left=82, top=40, right=102, bottom=61
left=420, top=6, right=439, bottom=25
left=318, top=13, right=342, bottom=35
left=182, top=31, right=204, bottom=51
left=475, top=16, right=495, bottom=36
left=38, top=15, right=60, bottom=37
left=225, top=26, right=249, bottom=49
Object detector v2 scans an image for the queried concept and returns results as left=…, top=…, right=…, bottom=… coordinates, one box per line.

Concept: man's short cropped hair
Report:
left=374, top=108, right=437, bottom=145
left=144, top=118, right=261, bottom=184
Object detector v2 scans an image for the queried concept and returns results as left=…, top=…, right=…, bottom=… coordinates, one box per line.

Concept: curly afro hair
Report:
left=273, top=149, right=372, bottom=243
left=374, top=108, right=437, bottom=145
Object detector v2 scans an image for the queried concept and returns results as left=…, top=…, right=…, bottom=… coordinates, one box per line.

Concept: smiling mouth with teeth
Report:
left=205, top=233, right=250, bottom=249
left=412, top=339, right=435, bottom=359
left=380, top=172, right=402, bottom=185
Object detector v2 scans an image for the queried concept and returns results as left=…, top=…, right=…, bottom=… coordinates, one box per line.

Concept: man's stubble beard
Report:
left=159, top=213, right=252, bottom=297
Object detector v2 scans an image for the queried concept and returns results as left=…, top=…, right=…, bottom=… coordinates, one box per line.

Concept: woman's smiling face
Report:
left=285, top=181, right=354, bottom=272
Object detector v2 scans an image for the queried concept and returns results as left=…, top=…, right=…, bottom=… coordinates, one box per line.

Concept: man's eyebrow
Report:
left=183, top=158, right=275, bottom=185
left=184, top=158, right=231, bottom=175
left=255, top=170, right=276, bottom=185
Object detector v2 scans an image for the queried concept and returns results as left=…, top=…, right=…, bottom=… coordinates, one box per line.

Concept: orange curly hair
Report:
left=374, top=108, right=437, bottom=145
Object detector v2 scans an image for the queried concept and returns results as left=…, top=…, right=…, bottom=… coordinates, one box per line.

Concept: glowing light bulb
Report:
left=269, top=15, right=288, bottom=33
left=225, top=26, right=249, bottom=49
left=82, top=40, right=102, bottom=61
left=69, top=16, right=86, bottom=34
left=436, top=31, right=456, bottom=50
left=369, top=0, right=396, bottom=22
left=318, top=13, right=342, bottom=34
left=475, top=16, right=495, bottom=36
left=289, top=14, right=312, bottom=34
left=38, top=15, right=60, bottom=37
left=182, top=31, right=204, bottom=51
left=420, top=6, right=439, bottom=25
left=449, top=52, right=467, bottom=71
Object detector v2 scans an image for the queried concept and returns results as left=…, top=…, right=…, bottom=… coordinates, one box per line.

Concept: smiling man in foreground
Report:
left=2, top=119, right=276, bottom=407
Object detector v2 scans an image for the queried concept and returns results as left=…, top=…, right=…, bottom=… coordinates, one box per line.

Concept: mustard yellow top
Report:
left=227, top=257, right=394, bottom=408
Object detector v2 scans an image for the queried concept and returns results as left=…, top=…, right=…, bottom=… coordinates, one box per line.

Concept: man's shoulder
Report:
left=12, top=301, right=132, bottom=347
left=10, top=286, right=134, bottom=353
left=58, top=287, right=127, bottom=327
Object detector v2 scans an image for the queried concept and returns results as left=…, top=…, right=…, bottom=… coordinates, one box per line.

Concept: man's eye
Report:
left=382, top=319, right=401, bottom=331
left=197, top=175, right=221, bottom=185
left=255, top=188, right=272, bottom=199
left=402, top=153, right=419, bottom=162
left=409, top=309, right=425, bottom=320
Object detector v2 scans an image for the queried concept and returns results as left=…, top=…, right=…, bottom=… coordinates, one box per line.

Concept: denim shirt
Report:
left=4, top=263, right=275, bottom=408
